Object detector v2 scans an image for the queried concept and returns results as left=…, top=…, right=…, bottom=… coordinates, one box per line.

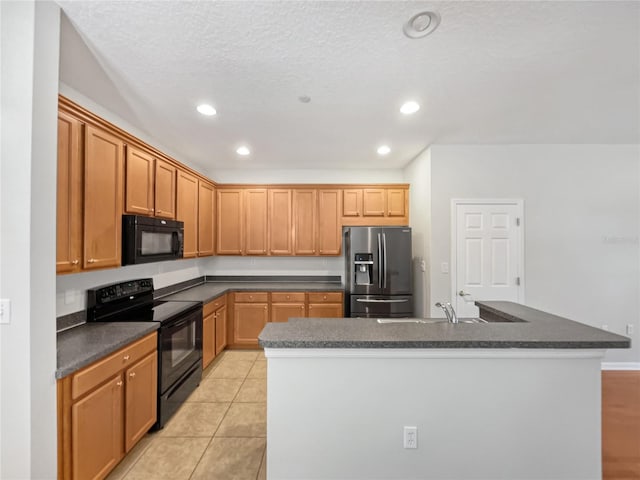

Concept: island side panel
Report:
left=266, top=349, right=603, bottom=480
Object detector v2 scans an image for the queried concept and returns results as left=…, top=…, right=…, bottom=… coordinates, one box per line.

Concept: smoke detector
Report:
left=403, top=11, right=440, bottom=39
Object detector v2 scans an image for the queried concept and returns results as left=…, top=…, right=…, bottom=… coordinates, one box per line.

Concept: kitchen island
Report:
left=258, top=301, right=630, bottom=480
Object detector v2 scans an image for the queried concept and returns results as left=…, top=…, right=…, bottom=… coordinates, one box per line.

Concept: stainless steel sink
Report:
left=376, top=318, right=487, bottom=325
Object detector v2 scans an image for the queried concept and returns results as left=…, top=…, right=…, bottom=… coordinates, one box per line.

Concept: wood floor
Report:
left=602, top=370, right=640, bottom=480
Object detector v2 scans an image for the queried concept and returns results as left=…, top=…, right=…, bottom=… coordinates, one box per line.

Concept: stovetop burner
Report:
left=87, top=278, right=201, bottom=324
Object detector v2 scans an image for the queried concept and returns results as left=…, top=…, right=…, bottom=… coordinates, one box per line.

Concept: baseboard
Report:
left=601, top=362, right=640, bottom=371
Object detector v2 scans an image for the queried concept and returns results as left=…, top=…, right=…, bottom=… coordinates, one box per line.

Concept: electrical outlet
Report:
left=0, top=299, right=11, bottom=324
left=627, top=324, right=634, bottom=336
left=441, top=262, right=449, bottom=274
left=403, top=426, right=417, bottom=449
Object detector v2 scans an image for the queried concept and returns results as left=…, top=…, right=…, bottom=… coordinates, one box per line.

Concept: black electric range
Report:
left=87, top=278, right=203, bottom=429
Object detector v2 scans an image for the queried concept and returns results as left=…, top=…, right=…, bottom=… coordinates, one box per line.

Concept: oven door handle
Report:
left=163, top=316, right=194, bottom=332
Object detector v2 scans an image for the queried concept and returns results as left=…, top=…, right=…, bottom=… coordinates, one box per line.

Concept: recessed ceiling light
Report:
left=298, top=95, right=311, bottom=103
left=403, top=11, right=441, bottom=39
left=236, top=146, right=250, bottom=156
left=400, top=101, right=420, bottom=115
left=196, top=104, right=217, bottom=116
left=377, top=145, right=391, bottom=156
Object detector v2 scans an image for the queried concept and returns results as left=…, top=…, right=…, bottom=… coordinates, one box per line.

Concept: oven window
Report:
left=169, top=321, right=196, bottom=367
left=141, top=231, right=173, bottom=255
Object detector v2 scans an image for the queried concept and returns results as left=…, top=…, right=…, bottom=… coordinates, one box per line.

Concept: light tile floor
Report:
left=107, top=350, right=267, bottom=480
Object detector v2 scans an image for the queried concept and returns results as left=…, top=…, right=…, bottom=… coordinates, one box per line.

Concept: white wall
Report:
left=0, top=1, right=59, bottom=477
left=211, top=168, right=404, bottom=184
left=428, top=145, right=640, bottom=363
left=56, top=259, right=203, bottom=316
left=403, top=148, right=431, bottom=317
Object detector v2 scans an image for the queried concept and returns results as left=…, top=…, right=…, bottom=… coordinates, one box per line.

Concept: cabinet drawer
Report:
left=234, top=292, right=268, bottom=303
left=271, top=292, right=305, bottom=303
left=308, top=292, right=343, bottom=303
left=71, top=332, right=157, bottom=400
left=204, top=295, right=226, bottom=316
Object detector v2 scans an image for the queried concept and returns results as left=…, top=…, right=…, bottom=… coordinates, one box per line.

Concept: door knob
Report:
left=459, top=290, right=470, bottom=297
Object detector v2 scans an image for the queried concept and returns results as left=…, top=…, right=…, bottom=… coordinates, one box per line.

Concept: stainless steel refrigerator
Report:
left=344, top=226, right=413, bottom=318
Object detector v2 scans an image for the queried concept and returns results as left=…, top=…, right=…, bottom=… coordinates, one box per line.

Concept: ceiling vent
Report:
left=403, top=11, right=440, bottom=39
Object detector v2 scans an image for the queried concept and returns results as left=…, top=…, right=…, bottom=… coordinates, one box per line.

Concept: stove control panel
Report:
left=87, top=279, right=154, bottom=320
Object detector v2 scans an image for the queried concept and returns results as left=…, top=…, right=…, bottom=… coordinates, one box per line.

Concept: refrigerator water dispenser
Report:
left=354, top=253, right=373, bottom=285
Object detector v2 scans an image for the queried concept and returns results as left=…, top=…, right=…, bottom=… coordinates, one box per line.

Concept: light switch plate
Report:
left=0, top=299, right=11, bottom=324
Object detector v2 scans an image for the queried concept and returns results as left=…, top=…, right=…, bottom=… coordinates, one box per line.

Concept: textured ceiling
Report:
left=57, top=1, right=640, bottom=171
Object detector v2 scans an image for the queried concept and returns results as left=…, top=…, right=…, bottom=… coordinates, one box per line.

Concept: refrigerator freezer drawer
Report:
left=349, top=295, right=413, bottom=318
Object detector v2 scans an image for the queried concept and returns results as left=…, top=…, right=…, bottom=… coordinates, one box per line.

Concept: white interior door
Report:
left=453, top=200, right=524, bottom=317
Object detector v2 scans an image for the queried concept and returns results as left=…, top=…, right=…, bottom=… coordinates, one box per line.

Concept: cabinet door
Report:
left=268, top=189, right=292, bottom=255
left=84, top=125, right=124, bottom=270
left=198, top=181, right=215, bottom=257
left=216, top=189, right=244, bottom=255
left=124, top=146, right=154, bottom=216
left=155, top=159, right=176, bottom=219
left=215, top=305, right=227, bottom=355
left=308, top=303, right=343, bottom=318
left=245, top=189, right=268, bottom=255
left=177, top=170, right=198, bottom=258
left=233, top=303, right=269, bottom=345
left=71, top=374, right=124, bottom=480
left=318, top=189, right=342, bottom=255
left=362, top=189, right=385, bottom=216
left=57, top=112, right=83, bottom=274
left=342, top=189, right=362, bottom=217
left=387, top=189, right=406, bottom=217
left=124, top=351, right=157, bottom=453
left=202, top=312, right=215, bottom=369
left=293, top=189, right=317, bottom=255
left=271, top=303, right=306, bottom=323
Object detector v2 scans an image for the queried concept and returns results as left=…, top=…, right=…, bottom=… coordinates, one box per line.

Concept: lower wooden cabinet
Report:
left=228, top=291, right=344, bottom=347
left=203, top=295, right=227, bottom=368
left=58, top=332, right=157, bottom=480
left=271, top=292, right=306, bottom=322
left=232, top=292, right=269, bottom=347
left=308, top=292, right=344, bottom=318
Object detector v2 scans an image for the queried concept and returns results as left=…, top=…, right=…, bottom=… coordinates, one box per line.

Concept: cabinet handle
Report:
left=323, top=295, right=327, bottom=300
left=156, top=209, right=162, bottom=214
left=88, top=258, right=96, bottom=263
left=72, top=260, right=79, bottom=265
left=123, top=355, right=130, bottom=361
left=129, top=372, right=136, bottom=378
left=116, top=381, right=123, bottom=387
left=264, top=306, right=267, bottom=311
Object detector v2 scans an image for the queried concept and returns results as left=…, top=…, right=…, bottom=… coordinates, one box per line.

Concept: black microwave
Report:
left=122, top=215, right=184, bottom=265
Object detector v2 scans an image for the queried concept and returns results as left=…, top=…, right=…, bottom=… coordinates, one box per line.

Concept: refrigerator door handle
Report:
left=377, top=233, right=383, bottom=289
left=382, top=233, right=387, bottom=289
left=356, top=298, right=409, bottom=303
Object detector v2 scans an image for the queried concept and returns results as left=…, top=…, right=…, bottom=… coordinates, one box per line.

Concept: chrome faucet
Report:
left=435, top=302, right=459, bottom=324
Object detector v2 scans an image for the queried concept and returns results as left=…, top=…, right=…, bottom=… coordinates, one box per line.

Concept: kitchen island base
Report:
left=265, top=348, right=603, bottom=480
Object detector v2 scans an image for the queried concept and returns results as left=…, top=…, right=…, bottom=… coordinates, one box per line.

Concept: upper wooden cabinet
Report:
left=177, top=170, right=198, bottom=258
left=363, top=189, right=386, bottom=216
left=293, top=189, right=317, bottom=255
left=57, top=112, right=83, bottom=274
left=216, top=189, right=244, bottom=255
left=124, top=148, right=177, bottom=220
left=83, top=125, right=124, bottom=270
left=341, top=186, right=409, bottom=226
left=154, top=159, right=177, bottom=219
left=318, top=189, right=342, bottom=255
left=124, top=146, right=155, bottom=216
left=198, top=180, right=215, bottom=257
left=268, top=189, right=293, bottom=255
left=342, top=189, right=362, bottom=217
left=245, top=189, right=268, bottom=255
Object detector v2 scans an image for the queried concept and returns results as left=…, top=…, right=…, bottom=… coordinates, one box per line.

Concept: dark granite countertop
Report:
left=57, top=276, right=343, bottom=379
left=161, top=277, right=344, bottom=304
left=258, top=301, right=631, bottom=349
left=56, top=322, right=159, bottom=379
